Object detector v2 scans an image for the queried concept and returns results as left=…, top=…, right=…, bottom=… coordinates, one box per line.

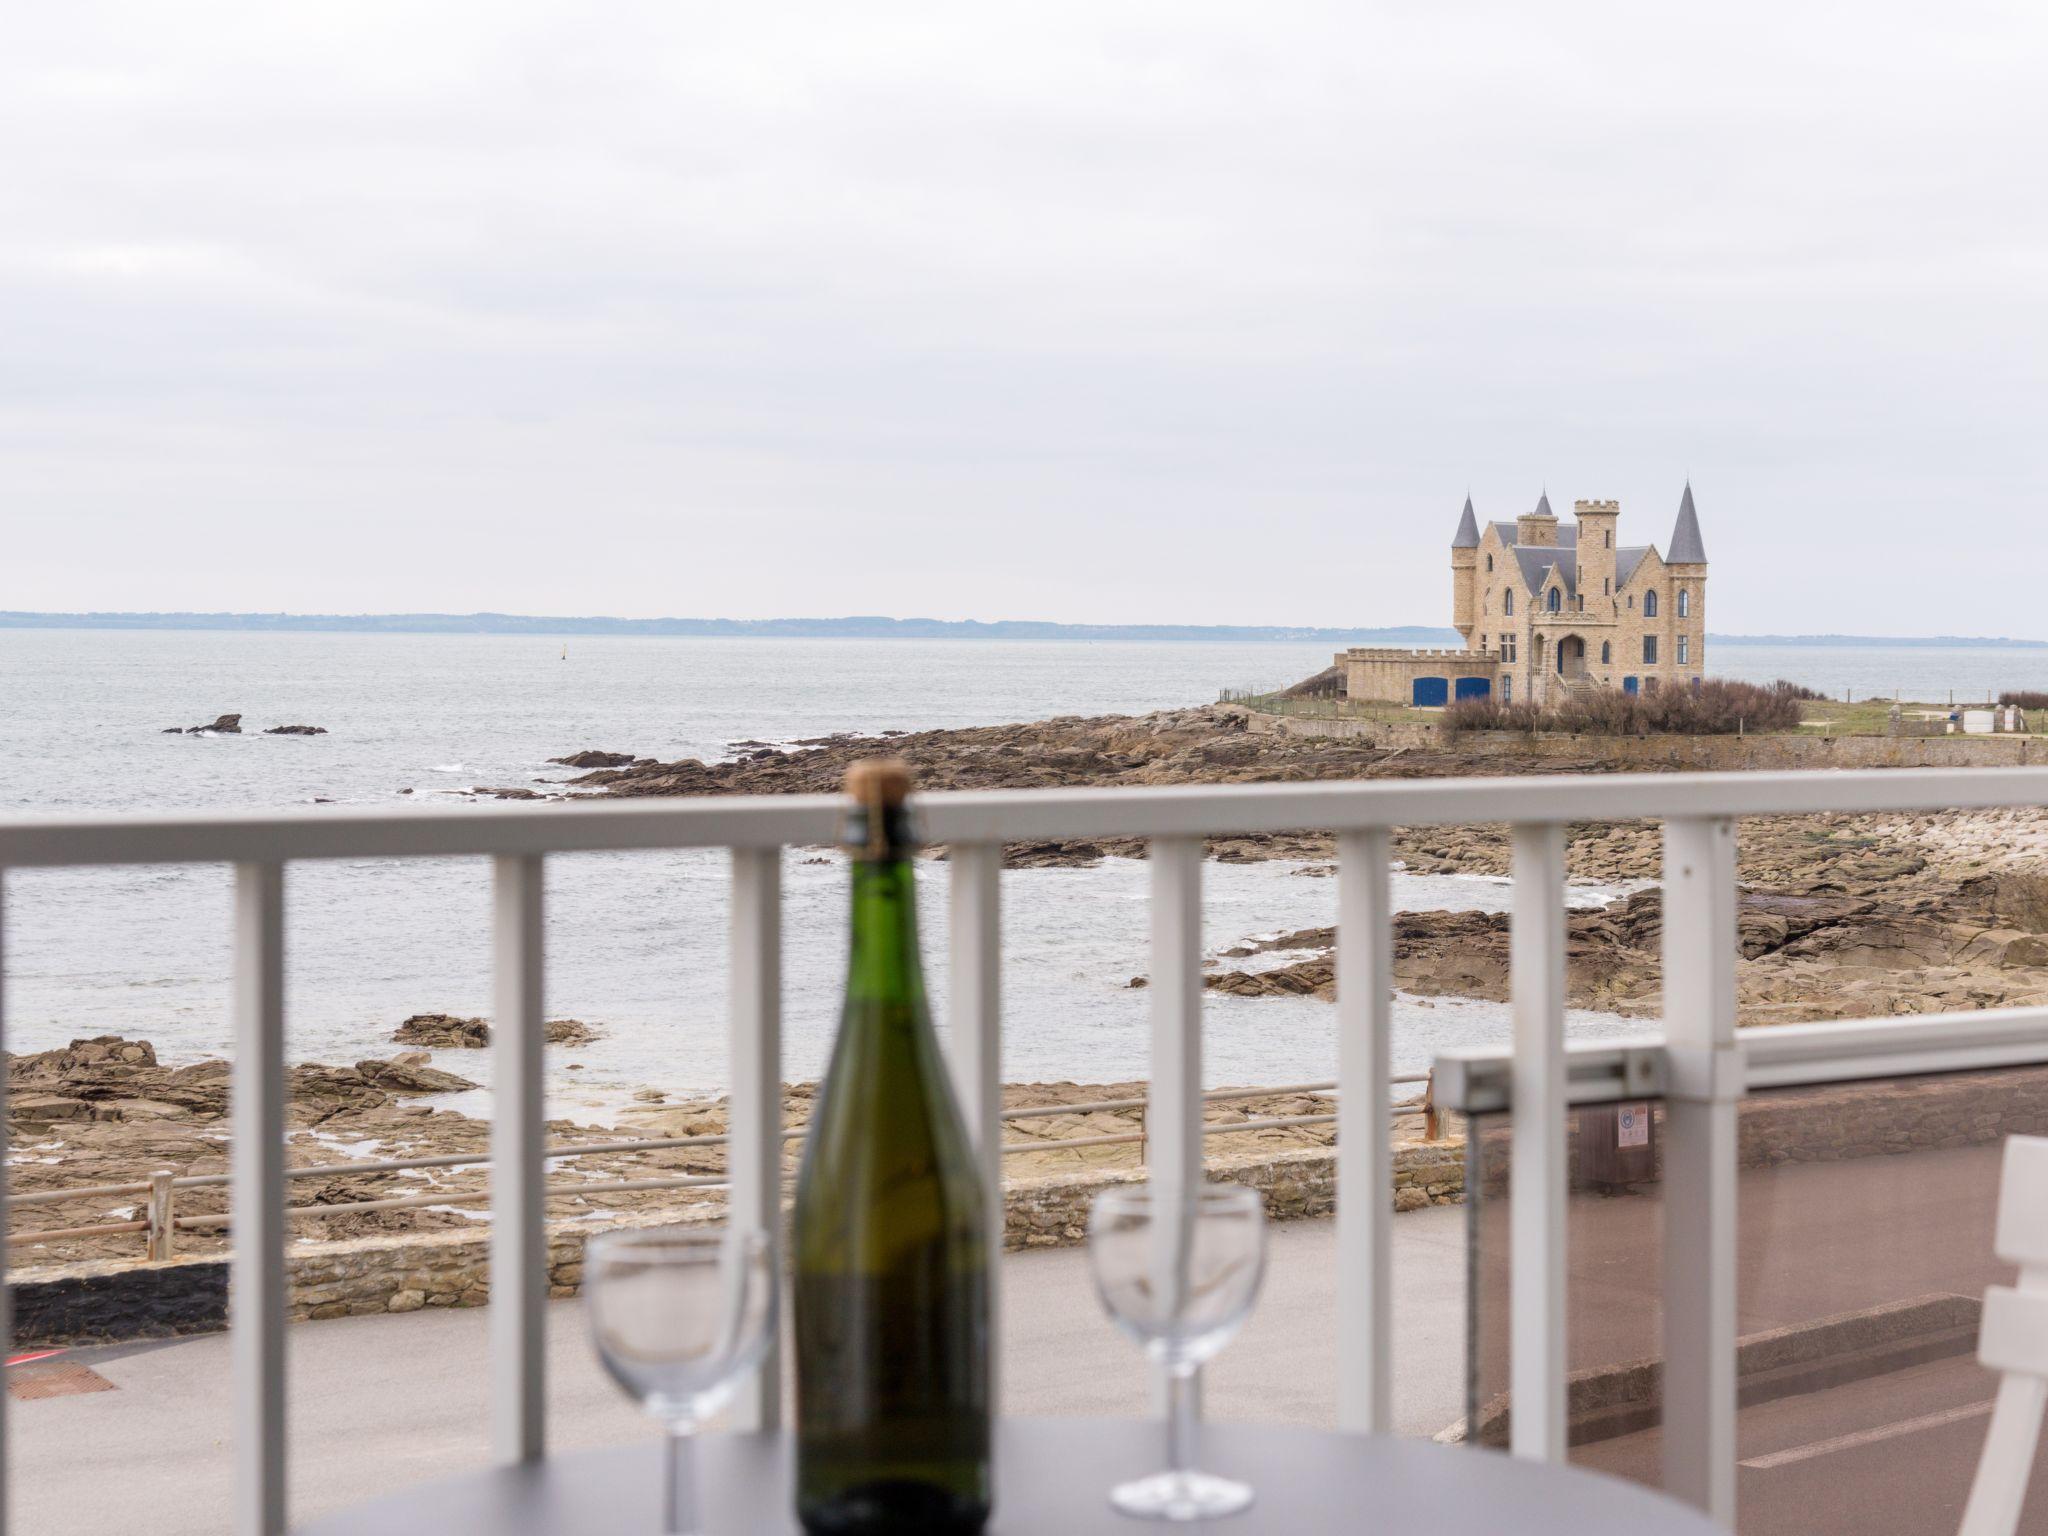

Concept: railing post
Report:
left=947, top=842, right=1004, bottom=1412
left=1510, top=824, right=1568, bottom=1463
left=1662, top=817, right=1741, bottom=1527
left=232, top=861, right=288, bottom=1536
left=1336, top=828, right=1394, bottom=1433
left=490, top=853, right=547, bottom=1464
left=1148, top=836, right=1206, bottom=1416
left=729, top=847, right=784, bottom=1431
left=146, top=1171, right=177, bottom=1262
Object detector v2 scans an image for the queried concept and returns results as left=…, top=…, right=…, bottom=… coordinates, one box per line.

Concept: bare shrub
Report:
left=1441, top=679, right=1808, bottom=736
left=1999, top=691, right=2048, bottom=711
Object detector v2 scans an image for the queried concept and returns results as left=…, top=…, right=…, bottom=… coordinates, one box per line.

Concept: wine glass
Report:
left=1088, top=1183, right=1267, bottom=1521
left=585, top=1225, right=779, bottom=1535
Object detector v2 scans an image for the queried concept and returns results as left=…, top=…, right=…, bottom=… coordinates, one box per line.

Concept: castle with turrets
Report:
left=1335, top=486, right=1709, bottom=708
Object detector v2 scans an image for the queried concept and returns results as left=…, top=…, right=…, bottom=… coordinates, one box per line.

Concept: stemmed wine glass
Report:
left=1088, top=1183, right=1268, bottom=1521
left=585, top=1225, right=779, bottom=1535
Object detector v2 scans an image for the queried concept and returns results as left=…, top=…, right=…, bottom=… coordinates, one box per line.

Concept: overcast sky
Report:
left=4, top=2, right=2043, bottom=634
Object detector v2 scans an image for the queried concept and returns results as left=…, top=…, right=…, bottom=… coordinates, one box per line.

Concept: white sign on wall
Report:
left=1617, top=1102, right=1650, bottom=1148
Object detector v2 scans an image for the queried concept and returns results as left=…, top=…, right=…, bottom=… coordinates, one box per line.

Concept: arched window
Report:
left=1600, top=641, right=1611, bottom=665
left=1678, top=589, right=1691, bottom=618
left=1504, top=590, right=1513, bottom=616
left=1486, top=554, right=1494, bottom=573
left=1547, top=588, right=1562, bottom=613
left=1644, top=590, right=1660, bottom=618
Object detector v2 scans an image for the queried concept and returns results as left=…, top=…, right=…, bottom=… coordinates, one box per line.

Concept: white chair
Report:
left=1960, top=1135, right=2048, bottom=1536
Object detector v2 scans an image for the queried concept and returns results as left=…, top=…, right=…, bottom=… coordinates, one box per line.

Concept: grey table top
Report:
left=297, top=1417, right=1721, bottom=1534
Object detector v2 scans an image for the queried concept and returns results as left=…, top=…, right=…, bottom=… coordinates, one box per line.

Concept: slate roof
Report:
left=1615, top=546, right=1651, bottom=587
left=1668, top=483, right=1708, bottom=564
left=1513, top=546, right=1576, bottom=598
left=1452, top=496, right=1481, bottom=549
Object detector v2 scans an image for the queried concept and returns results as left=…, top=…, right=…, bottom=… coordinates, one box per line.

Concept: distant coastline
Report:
left=0, top=611, right=2042, bottom=648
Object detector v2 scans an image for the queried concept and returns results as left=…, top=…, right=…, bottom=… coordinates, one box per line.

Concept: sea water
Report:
left=3, top=628, right=2036, bottom=1118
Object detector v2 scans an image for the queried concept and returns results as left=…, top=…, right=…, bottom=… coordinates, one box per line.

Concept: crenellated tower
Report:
left=1575, top=499, right=1618, bottom=605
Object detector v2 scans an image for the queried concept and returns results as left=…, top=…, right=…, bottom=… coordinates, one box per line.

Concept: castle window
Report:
left=1605, top=530, right=1612, bottom=548
left=1502, top=676, right=1512, bottom=703
left=1504, top=590, right=1513, bottom=616
left=1576, top=594, right=1584, bottom=612
left=1627, top=595, right=1635, bottom=610
left=1604, top=578, right=1610, bottom=595
left=1486, top=554, right=1494, bottom=573
left=1501, top=633, right=1518, bottom=663
left=1678, top=589, right=1691, bottom=618
left=1547, top=588, right=1561, bottom=613
left=1678, top=635, right=1690, bottom=665
left=1645, top=676, right=1661, bottom=694
left=1600, top=641, right=1611, bottom=664
left=1644, top=590, right=1659, bottom=618
left=1643, top=635, right=1659, bottom=665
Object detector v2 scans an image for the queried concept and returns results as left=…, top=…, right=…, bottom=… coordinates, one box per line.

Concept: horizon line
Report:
left=0, top=609, right=2043, bottom=648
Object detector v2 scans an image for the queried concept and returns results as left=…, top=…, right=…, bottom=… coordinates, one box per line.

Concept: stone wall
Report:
left=1242, top=707, right=2048, bottom=767
left=6, top=1141, right=1467, bottom=1345
left=1336, top=647, right=1497, bottom=707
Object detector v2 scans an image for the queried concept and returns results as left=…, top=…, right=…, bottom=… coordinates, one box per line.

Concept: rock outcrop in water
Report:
left=165, top=713, right=242, bottom=735
left=265, top=724, right=327, bottom=735
left=391, top=1013, right=600, bottom=1048
left=549, top=749, right=639, bottom=768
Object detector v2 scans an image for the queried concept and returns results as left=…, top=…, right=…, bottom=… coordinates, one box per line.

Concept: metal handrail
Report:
left=6, top=1075, right=1434, bottom=1253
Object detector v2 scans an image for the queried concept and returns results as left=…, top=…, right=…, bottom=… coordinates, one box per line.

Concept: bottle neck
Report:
left=846, top=854, right=926, bottom=1004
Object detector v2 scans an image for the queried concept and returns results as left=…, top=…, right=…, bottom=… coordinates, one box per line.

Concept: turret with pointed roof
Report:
left=1450, top=495, right=1482, bottom=641
left=1668, top=482, right=1708, bottom=565
left=1452, top=495, right=1481, bottom=549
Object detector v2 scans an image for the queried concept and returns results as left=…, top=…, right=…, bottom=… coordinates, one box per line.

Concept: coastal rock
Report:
left=549, top=749, right=637, bottom=769
left=265, top=724, right=327, bottom=736
left=354, top=1057, right=479, bottom=1094
left=475, top=786, right=543, bottom=800
left=389, top=1014, right=600, bottom=1049
left=176, top=714, right=243, bottom=735
left=394, top=1013, right=490, bottom=1049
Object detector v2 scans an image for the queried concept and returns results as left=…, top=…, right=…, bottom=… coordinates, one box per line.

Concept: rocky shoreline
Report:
left=561, top=703, right=2048, bottom=1027
left=6, top=1032, right=1395, bottom=1271
left=17, top=701, right=2048, bottom=1280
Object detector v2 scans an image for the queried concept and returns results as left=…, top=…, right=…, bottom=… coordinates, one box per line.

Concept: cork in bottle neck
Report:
left=843, top=757, right=916, bottom=859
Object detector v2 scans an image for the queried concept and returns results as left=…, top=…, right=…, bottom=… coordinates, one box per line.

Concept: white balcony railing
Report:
left=7, top=766, right=2048, bottom=1535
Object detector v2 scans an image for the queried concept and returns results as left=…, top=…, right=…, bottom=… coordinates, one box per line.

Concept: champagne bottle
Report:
left=794, top=759, right=992, bottom=1536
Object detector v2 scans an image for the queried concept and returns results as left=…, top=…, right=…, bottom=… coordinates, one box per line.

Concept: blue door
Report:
left=1623, top=676, right=1639, bottom=695
left=1412, top=677, right=1449, bottom=708
left=1454, top=677, right=1492, bottom=701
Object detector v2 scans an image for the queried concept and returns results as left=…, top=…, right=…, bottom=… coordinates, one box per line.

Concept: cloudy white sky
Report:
left=4, top=2, right=2044, bottom=633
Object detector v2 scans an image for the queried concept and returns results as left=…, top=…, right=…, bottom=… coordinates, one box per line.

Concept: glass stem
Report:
left=664, top=1424, right=698, bottom=1536
left=1167, top=1364, right=1199, bottom=1478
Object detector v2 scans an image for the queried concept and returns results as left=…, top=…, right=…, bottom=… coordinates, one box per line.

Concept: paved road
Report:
left=9, top=1209, right=1469, bottom=1536
left=13, top=1140, right=2038, bottom=1534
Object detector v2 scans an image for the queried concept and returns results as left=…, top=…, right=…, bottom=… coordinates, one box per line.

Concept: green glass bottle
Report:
left=793, top=759, right=992, bottom=1536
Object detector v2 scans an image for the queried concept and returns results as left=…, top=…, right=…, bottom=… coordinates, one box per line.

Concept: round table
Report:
left=298, top=1418, right=1721, bottom=1534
